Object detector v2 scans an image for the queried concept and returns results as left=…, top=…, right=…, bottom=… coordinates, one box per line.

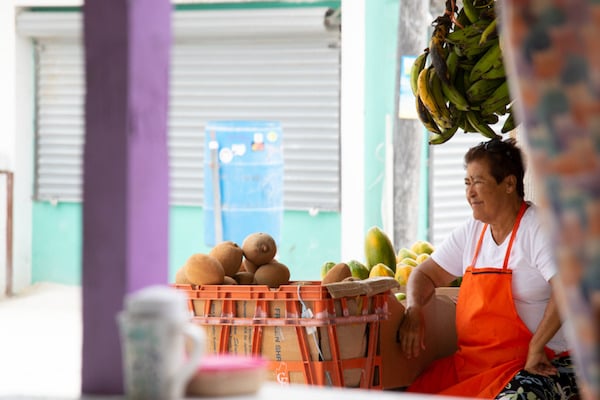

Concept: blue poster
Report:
left=399, top=55, right=418, bottom=120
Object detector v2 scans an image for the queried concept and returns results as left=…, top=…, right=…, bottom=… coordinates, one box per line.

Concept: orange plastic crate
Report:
left=174, top=281, right=389, bottom=389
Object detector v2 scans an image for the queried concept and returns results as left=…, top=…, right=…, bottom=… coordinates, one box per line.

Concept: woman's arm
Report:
left=399, top=257, right=457, bottom=358
left=525, top=277, right=562, bottom=376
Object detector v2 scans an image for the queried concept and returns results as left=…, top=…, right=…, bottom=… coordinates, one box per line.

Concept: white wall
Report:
left=1, top=1, right=36, bottom=294
left=3, top=1, right=76, bottom=293
left=340, top=0, right=365, bottom=262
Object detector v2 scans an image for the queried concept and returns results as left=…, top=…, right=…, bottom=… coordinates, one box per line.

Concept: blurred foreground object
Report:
left=500, top=1, right=600, bottom=399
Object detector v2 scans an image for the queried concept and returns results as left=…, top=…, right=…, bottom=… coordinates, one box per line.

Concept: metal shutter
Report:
left=430, top=133, right=484, bottom=246
left=18, top=8, right=341, bottom=211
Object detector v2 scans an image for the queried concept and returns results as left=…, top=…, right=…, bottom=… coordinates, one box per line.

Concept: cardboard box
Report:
left=379, top=287, right=459, bottom=389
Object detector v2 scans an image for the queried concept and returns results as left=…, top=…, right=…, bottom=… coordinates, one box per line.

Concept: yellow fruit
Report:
left=369, top=263, right=395, bottom=278
left=394, top=264, right=414, bottom=286
left=395, top=292, right=407, bottom=301
left=396, top=247, right=418, bottom=262
left=415, top=253, right=430, bottom=264
left=411, top=240, right=435, bottom=255
left=320, top=261, right=336, bottom=279
left=398, top=257, right=418, bottom=267
left=347, top=259, right=370, bottom=280
left=364, top=226, right=397, bottom=273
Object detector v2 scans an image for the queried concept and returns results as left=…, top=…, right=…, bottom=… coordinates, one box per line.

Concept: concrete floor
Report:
left=0, top=283, right=82, bottom=398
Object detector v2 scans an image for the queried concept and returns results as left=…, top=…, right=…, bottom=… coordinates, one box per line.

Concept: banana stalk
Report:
left=430, top=18, right=451, bottom=85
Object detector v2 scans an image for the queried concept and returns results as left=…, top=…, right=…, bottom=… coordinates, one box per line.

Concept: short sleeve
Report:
left=527, top=209, right=558, bottom=282
left=431, top=219, right=473, bottom=277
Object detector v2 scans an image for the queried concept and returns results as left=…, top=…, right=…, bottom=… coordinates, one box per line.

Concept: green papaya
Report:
left=364, top=226, right=397, bottom=273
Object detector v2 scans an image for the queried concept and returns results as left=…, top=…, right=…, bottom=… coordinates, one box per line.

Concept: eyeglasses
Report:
left=480, top=139, right=513, bottom=159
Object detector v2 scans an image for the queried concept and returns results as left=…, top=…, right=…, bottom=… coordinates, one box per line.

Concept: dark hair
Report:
left=464, top=138, right=525, bottom=198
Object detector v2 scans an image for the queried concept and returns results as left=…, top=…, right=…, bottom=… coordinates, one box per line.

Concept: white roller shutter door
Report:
left=430, top=134, right=483, bottom=246
left=18, top=7, right=341, bottom=211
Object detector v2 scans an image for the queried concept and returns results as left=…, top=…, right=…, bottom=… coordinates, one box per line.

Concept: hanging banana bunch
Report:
left=412, top=0, right=517, bottom=145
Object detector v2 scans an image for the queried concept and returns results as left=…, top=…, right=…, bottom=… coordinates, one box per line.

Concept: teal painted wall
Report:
left=32, top=203, right=339, bottom=284
left=32, top=203, right=82, bottom=284
left=364, top=0, right=400, bottom=230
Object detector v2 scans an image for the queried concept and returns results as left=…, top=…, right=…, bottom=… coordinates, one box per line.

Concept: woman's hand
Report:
left=525, top=348, right=557, bottom=377
left=398, top=258, right=454, bottom=359
left=398, top=306, right=426, bottom=359
left=525, top=277, right=562, bottom=377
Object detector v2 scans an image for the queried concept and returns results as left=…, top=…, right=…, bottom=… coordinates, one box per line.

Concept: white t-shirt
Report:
left=432, top=203, right=569, bottom=353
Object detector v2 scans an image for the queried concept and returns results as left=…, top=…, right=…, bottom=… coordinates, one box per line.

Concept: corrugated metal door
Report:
left=430, top=134, right=484, bottom=246
left=18, top=7, right=341, bottom=211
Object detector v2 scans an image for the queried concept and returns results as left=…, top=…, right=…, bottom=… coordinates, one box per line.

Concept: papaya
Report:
left=364, top=226, right=397, bottom=273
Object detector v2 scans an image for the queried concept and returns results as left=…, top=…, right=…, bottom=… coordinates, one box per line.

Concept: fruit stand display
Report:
left=173, top=225, right=460, bottom=390
left=174, top=231, right=398, bottom=389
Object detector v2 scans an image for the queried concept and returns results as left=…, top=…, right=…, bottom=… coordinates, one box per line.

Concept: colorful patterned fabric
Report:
left=496, top=355, right=580, bottom=400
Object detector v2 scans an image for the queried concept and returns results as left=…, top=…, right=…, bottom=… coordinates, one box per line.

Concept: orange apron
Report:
left=408, top=202, right=555, bottom=398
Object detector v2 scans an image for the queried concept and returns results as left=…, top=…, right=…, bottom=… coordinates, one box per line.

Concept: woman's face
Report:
left=464, top=158, right=510, bottom=223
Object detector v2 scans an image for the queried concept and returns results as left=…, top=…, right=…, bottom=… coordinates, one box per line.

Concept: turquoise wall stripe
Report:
left=169, top=206, right=340, bottom=281
left=32, top=203, right=339, bottom=284
left=364, top=0, right=400, bottom=231
left=32, top=202, right=82, bottom=284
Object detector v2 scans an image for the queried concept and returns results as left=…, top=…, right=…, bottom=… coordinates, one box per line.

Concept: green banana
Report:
left=429, top=122, right=459, bottom=145
left=479, top=18, right=498, bottom=45
left=454, top=68, right=474, bottom=108
left=446, top=49, right=459, bottom=75
left=481, top=113, right=499, bottom=125
left=460, top=37, right=498, bottom=60
left=469, top=41, right=502, bottom=82
left=441, top=77, right=471, bottom=112
left=415, top=95, right=442, bottom=135
left=410, top=51, right=428, bottom=97
left=442, top=51, right=467, bottom=108
left=466, top=78, right=504, bottom=105
left=480, top=59, right=505, bottom=80
left=478, top=3, right=497, bottom=21
left=480, top=80, right=511, bottom=115
left=466, top=110, right=500, bottom=139
left=417, top=67, right=453, bottom=130
left=460, top=111, right=477, bottom=133
left=501, top=107, right=516, bottom=133
left=455, top=8, right=472, bottom=28
left=427, top=67, right=454, bottom=129
left=430, top=106, right=465, bottom=145
left=458, top=58, right=477, bottom=71
left=446, top=19, right=491, bottom=46
left=462, top=0, right=480, bottom=24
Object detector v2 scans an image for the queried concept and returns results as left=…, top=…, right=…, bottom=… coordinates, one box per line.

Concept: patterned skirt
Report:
left=495, top=355, right=580, bottom=400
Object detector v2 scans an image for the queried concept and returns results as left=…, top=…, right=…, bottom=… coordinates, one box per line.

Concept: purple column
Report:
left=81, top=0, right=172, bottom=394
